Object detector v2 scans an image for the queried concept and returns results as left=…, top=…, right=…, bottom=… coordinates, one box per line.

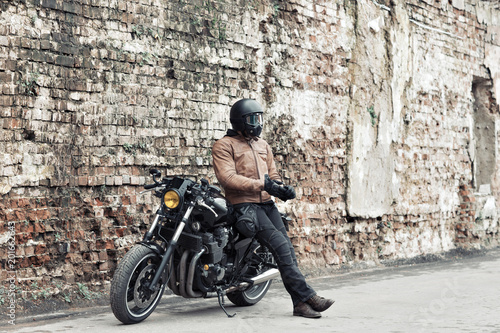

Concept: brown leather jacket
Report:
left=212, top=130, right=281, bottom=205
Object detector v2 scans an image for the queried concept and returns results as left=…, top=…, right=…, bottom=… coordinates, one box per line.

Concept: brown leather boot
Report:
left=293, top=302, right=322, bottom=318
left=306, top=295, right=335, bottom=312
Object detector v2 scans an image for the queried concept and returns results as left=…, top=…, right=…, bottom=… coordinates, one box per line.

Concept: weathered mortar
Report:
left=0, top=0, right=499, bottom=303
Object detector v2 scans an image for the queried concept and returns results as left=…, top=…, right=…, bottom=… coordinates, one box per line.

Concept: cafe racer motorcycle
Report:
left=110, top=170, right=283, bottom=324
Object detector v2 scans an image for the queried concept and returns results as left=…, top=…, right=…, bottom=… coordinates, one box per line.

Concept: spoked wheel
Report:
left=110, top=245, right=166, bottom=324
left=227, top=245, right=276, bottom=306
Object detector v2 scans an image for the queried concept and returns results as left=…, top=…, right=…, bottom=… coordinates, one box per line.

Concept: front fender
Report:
left=138, top=241, right=165, bottom=256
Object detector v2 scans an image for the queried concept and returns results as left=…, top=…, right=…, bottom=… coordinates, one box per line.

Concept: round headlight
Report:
left=163, top=190, right=180, bottom=209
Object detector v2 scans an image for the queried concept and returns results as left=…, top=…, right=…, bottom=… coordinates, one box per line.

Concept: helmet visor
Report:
left=245, top=113, right=263, bottom=126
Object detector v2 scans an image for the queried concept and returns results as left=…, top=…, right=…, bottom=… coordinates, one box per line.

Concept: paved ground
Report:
left=2, top=248, right=500, bottom=333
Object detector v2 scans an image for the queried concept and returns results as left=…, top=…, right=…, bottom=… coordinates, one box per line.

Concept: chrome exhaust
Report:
left=167, top=256, right=180, bottom=296
left=178, top=250, right=190, bottom=298
left=226, top=268, right=280, bottom=294
left=186, top=248, right=206, bottom=298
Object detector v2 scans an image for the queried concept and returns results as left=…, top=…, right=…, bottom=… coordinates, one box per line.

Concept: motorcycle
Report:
left=110, top=169, right=284, bottom=324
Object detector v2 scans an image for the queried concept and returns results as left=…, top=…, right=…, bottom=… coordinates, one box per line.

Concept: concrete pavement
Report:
left=2, top=248, right=500, bottom=332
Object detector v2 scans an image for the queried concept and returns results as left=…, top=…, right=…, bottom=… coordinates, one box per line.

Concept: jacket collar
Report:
left=225, top=129, right=260, bottom=142
left=225, top=129, right=240, bottom=137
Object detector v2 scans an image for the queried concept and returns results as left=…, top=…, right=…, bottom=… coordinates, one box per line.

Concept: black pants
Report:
left=253, top=202, right=316, bottom=306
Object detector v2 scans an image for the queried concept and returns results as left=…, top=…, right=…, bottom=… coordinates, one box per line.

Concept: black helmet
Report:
left=230, top=99, right=263, bottom=137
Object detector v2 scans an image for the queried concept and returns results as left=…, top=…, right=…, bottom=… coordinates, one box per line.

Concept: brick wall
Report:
left=0, top=0, right=499, bottom=302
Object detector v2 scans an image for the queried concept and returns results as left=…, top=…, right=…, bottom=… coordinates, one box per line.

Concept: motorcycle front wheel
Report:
left=110, top=244, right=166, bottom=324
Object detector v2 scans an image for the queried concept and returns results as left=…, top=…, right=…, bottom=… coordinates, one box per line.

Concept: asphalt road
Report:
left=2, top=249, right=500, bottom=333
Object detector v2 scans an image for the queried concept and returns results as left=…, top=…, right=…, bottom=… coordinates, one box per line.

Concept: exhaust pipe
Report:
left=226, top=268, right=280, bottom=294
left=178, top=250, right=190, bottom=298
left=186, top=248, right=206, bottom=298
left=167, top=256, right=180, bottom=296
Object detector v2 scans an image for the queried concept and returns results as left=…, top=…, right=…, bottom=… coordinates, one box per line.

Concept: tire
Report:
left=227, top=246, right=275, bottom=306
left=110, top=244, right=166, bottom=324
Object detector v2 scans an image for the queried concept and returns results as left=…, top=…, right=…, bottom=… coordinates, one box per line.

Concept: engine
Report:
left=199, top=227, right=230, bottom=286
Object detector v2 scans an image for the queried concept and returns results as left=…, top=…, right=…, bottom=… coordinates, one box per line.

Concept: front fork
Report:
left=148, top=205, right=194, bottom=292
left=143, top=213, right=161, bottom=242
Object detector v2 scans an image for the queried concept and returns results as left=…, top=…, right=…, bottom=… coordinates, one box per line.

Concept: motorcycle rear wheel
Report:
left=110, top=244, right=166, bottom=324
left=227, top=247, right=275, bottom=306
left=226, top=279, right=273, bottom=306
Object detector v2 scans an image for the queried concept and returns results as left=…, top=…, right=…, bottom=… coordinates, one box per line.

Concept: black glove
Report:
left=282, top=185, right=296, bottom=200
left=264, top=175, right=295, bottom=202
left=264, top=174, right=284, bottom=197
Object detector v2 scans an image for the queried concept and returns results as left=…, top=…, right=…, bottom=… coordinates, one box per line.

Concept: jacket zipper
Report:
left=248, top=140, right=263, bottom=203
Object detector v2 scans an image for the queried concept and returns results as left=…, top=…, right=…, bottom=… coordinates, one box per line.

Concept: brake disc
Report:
left=134, top=264, right=159, bottom=309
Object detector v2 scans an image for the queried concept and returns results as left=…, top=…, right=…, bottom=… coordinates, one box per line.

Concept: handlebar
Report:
left=197, top=199, right=218, bottom=217
left=211, top=198, right=226, bottom=212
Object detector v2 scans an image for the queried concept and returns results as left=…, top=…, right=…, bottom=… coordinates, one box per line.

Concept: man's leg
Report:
left=257, top=203, right=335, bottom=316
left=254, top=206, right=316, bottom=306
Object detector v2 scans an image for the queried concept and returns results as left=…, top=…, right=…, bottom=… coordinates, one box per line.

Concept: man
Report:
left=212, top=98, right=334, bottom=318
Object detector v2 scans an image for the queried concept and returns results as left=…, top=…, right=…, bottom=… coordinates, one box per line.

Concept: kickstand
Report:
left=217, top=289, right=236, bottom=318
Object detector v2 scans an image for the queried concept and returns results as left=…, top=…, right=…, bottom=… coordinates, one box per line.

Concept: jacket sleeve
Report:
left=212, top=139, right=264, bottom=192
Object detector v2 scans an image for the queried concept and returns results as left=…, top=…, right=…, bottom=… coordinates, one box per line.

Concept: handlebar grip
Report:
left=144, top=183, right=157, bottom=189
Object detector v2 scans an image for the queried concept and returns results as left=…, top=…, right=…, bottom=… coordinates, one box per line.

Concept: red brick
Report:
left=35, top=244, right=47, bottom=255
left=78, top=176, right=88, bottom=186
left=37, top=209, right=50, bottom=220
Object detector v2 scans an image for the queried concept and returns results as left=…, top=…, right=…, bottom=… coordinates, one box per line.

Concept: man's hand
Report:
left=264, top=174, right=295, bottom=201
left=282, top=185, right=296, bottom=200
